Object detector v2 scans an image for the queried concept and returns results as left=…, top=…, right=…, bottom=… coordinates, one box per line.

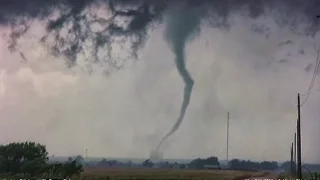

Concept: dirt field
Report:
left=81, top=167, right=269, bottom=180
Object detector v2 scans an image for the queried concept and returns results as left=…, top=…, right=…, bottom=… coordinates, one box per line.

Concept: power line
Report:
left=300, top=47, right=320, bottom=107
left=302, top=47, right=320, bottom=97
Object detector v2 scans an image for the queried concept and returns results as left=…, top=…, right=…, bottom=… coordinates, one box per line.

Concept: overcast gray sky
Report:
left=0, top=0, right=319, bottom=164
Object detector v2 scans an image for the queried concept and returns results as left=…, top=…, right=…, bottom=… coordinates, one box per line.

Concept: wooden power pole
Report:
left=290, top=143, right=293, bottom=175
left=294, top=132, right=297, bottom=177
left=297, top=93, right=302, bottom=179
left=227, top=112, right=230, bottom=164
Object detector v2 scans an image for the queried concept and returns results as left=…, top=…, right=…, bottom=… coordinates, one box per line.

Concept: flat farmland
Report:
left=81, top=167, right=268, bottom=180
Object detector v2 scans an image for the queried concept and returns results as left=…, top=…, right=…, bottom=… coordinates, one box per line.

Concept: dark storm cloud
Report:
left=0, top=0, right=89, bottom=24
left=0, top=0, right=169, bottom=70
left=1, top=0, right=320, bottom=70
left=1, top=0, right=320, bottom=30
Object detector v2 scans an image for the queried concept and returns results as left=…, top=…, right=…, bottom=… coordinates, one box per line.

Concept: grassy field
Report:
left=81, top=167, right=270, bottom=180
left=302, top=172, right=320, bottom=180
left=277, top=171, right=320, bottom=180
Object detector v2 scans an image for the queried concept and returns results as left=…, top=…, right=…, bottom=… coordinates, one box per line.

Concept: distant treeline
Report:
left=228, top=159, right=278, bottom=170
left=92, top=157, right=320, bottom=172
left=92, top=157, right=275, bottom=171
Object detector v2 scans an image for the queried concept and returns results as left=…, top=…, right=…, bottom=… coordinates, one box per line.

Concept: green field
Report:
left=277, top=171, right=320, bottom=180
left=302, top=172, right=320, bottom=180
left=81, top=168, right=270, bottom=180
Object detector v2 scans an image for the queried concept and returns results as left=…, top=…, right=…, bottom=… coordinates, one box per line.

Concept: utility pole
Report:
left=294, top=132, right=297, bottom=177
left=227, top=112, right=229, bottom=165
left=290, top=143, right=293, bottom=176
left=86, top=149, right=88, bottom=159
left=297, top=93, right=302, bottom=179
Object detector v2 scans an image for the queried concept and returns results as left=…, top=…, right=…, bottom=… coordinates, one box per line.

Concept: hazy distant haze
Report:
left=0, top=0, right=319, bottom=163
